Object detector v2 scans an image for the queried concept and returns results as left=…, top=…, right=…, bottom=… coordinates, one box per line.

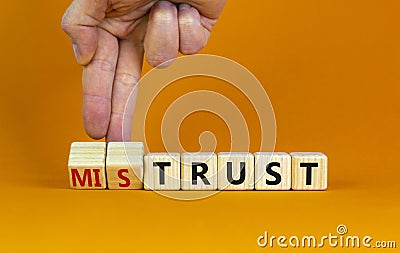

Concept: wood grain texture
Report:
left=181, top=153, right=217, bottom=190
left=291, top=152, right=328, bottom=190
left=144, top=153, right=181, bottom=190
left=68, top=142, right=328, bottom=191
left=106, top=142, right=144, bottom=190
left=68, top=162, right=106, bottom=189
left=254, top=152, right=291, bottom=190
left=107, top=142, right=144, bottom=151
left=68, top=142, right=106, bottom=189
left=106, top=156, right=143, bottom=189
left=70, top=142, right=106, bottom=149
left=218, top=152, right=254, bottom=190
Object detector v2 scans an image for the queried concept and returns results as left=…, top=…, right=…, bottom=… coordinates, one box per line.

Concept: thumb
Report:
left=61, top=0, right=108, bottom=65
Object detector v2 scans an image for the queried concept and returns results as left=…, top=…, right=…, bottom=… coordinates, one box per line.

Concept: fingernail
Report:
left=179, top=3, right=191, bottom=11
left=72, top=43, right=80, bottom=61
left=155, top=1, right=174, bottom=8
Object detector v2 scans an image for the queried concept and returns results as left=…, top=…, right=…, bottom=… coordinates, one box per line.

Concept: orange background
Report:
left=1, top=0, right=399, bottom=252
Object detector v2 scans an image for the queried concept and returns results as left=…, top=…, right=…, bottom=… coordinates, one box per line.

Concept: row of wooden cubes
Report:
left=68, top=142, right=328, bottom=190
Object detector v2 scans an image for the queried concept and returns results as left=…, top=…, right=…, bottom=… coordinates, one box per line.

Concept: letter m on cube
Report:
left=68, top=163, right=106, bottom=189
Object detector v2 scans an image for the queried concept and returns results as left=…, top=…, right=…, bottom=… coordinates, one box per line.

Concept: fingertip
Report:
left=144, top=0, right=179, bottom=68
left=75, top=33, right=99, bottom=65
left=105, top=118, right=122, bottom=142
left=62, top=21, right=99, bottom=65
left=178, top=5, right=208, bottom=55
left=179, top=41, right=203, bottom=55
left=82, top=96, right=111, bottom=139
left=106, top=114, right=132, bottom=142
left=85, top=131, right=106, bottom=140
left=73, top=45, right=92, bottom=66
left=154, top=0, right=175, bottom=9
left=83, top=119, right=109, bottom=140
left=151, top=1, right=176, bottom=23
left=179, top=3, right=191, bottom=11
left=145, top=55, right=177, bottom=68
left=74, top=44, right=97, bottom=66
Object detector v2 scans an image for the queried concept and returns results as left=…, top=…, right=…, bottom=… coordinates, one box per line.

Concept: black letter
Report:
left=300, top=163, right=318, bottom=185
left=227, top=162, right=246, bottom=185
left=192, top=162, right=210, bottom=185
left=153, top=162, right=171, bottom=185
left=266, top=162, right=282, bottom=185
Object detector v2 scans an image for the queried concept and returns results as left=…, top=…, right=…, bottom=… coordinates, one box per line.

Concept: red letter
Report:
left=118, top=169, right=131, bottom=187
left=92, top=169, right=102, bottom=187
left=71, top=169, right=92, bottom=187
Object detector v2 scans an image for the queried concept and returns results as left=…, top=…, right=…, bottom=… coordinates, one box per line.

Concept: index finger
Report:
left=106, top=19, right=147, bottom=142
left=82, top=28, right=118, bottom=139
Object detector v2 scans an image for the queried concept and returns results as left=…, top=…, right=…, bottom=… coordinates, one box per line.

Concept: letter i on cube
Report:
left=68, top=142, right=107, bottom=189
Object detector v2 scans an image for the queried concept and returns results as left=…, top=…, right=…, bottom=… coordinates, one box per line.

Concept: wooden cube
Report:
left=68, top=142, right=106, bottom=189
left=106, top=155, right=143, bottom=189
left=106, top=142, right=144, bottom=189
left=291, top=152, right=328, bottom=190
left=254, top=152, right=291, bottom=190
left=144, top=153, right=180, bottom=190
left=181, top=153, right=217, bottom=190
left=218, top=152, right=254, bottom=190
left=68, top=161, right=106, bottom=189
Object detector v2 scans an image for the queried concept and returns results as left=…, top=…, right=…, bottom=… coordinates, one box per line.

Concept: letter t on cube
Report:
left=291, top=152, right=328, bottom=190
left=144, top=153, right=181, bottom=190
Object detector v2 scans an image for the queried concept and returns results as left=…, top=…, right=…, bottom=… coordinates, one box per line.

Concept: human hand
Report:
left=62, top=0, right=226, bottom=141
